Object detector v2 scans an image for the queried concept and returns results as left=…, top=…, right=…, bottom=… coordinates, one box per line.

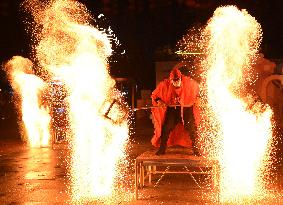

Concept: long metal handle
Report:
left=133, top=104, right=193, bottom=111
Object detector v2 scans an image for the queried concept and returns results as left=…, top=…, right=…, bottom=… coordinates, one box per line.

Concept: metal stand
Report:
left=135, top=149, right=220, bottom=200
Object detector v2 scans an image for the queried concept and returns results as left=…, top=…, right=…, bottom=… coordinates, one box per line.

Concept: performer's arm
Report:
left=151, top=81, right=167, bottom=107
left=151, top=83, right=161, bottom=105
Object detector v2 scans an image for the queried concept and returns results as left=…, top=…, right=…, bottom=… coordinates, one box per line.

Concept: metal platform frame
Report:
left=135, top=149, right=220, bottom=200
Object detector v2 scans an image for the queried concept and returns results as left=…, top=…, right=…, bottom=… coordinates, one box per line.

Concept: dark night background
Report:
left=0, top=0, right=283, bottom=90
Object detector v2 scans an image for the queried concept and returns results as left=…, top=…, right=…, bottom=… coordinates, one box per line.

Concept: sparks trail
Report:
left=198, top=5, right=274, bottom=203
left=4, top=56, right=51, bottom=148
left=4, top=0, right=133, bottom=203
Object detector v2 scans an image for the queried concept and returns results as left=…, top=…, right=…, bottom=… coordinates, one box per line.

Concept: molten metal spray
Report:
left=4, top=56, right=51, bottom=147
left=7, top=0, right=132, bottom=203
left=199, top=6, right=274, bottom=203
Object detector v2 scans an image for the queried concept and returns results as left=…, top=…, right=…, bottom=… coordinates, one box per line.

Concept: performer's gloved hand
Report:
left=157, top=99, right=167, bottom=107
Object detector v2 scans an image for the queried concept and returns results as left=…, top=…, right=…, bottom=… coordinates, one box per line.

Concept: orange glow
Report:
left=22, top=0, right=131, bottom=202
left=199, top=6, right=274, bottom=202
left=5, top=56, right=51, bottom=147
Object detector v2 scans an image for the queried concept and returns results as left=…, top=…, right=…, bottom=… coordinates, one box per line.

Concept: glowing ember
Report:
left=176, top=26, right=204, bottom=57
left=199, top=6, right=274, bottom=203
left=4, top=56, right=51, bottom=148
left=21, top=0, right=131, bottom=202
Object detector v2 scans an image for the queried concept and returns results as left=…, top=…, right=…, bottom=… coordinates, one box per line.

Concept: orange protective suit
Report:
left=151, top=69, right=200, bottom=148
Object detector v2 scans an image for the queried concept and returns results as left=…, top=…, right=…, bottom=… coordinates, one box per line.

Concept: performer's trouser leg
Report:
left=183, top=107, right=200, bottom=156
left=156, top=107, right=179, bottom=155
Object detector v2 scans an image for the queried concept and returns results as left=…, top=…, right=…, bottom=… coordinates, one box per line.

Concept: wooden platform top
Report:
left=136, top=148, right=218, bottom=167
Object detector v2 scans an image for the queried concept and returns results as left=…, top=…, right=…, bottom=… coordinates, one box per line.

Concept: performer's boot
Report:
left=155, top=145, right=166, bottom=155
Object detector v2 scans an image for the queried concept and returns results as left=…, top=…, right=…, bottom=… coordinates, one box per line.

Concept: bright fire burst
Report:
left=199, top=6, right=274, bottom=203
left=6, top=0, right=131, bottom=203
left=4, top=56, right=51, bottom=147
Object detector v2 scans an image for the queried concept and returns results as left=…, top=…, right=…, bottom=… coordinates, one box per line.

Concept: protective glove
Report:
left=157, top=99, right=167, bottom=107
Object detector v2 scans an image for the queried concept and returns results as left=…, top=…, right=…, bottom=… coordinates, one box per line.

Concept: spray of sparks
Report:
left=4, top=0, right=132, bottom=203
left=176, top=26, right=204, bottom=56
left=197, top=6, right=274, bottom=203
left=4, top=56, right=51, bottom=147
left=175, top=26, right=205, bottom=82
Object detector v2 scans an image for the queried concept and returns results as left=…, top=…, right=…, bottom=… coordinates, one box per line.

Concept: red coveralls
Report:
left=151, top=69, right=200, bottom=149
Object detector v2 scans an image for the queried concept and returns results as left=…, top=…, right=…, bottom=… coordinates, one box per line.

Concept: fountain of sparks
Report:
left=4, top=0, right=132, bottom=203
left=4, top=56, right=51, bottom=147
left=198, top=6, right=275, bottom=203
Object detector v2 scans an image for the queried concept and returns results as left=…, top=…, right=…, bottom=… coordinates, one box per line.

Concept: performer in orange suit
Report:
left=151, top=67, right=200, bottom=155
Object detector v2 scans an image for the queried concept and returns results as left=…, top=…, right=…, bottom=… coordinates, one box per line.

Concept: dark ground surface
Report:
left=0, top=106, right=282, bottom=204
